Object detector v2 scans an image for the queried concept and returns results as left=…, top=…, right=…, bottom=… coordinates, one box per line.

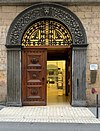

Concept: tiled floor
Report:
left=47, top=84, right=69, bottom=105
left=0, top=106, right=100, bottom=123
left=47, top=89, right=69, bottom=105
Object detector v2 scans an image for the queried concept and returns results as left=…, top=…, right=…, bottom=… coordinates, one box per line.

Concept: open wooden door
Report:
left=22, top=48, right=47, bottom=106
left=66, top=49, right=72, bottom=104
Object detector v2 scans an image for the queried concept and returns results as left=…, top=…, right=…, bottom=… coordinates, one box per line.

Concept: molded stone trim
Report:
left=0, top=1, right=100, bottom=6
left=6, top=3, right=87, bottom=48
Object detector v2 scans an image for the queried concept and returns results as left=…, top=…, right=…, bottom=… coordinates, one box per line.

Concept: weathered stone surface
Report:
left=0, top=4, right=100, bottom=106
left=2, top=6, right=17, bottom=12
left=0, top=0, right=99, bottom=5
left=0, top=71, right=7, bottom=104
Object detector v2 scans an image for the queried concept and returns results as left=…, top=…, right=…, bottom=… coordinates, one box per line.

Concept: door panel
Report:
left=22, top=48, right=47, bottom=106
left=66, top=49, right=72, bottom=103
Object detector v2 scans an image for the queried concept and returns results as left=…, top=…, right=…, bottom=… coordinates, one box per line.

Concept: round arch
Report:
left=6, top=3, right=87, bottom=47
left=6, top=3, right=88, bottom=106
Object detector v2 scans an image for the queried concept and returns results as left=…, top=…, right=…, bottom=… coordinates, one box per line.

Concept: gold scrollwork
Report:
left=22, top=20, right=72, bottom=46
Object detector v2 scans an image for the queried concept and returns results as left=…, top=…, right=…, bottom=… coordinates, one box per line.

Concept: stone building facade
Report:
left=0, top=0, right=100, bottom=106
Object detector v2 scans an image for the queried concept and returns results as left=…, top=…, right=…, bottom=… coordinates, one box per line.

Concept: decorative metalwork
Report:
left=6, top=3, right=87, bottom=48
left=22, top=20, right=72, bottom=46
left=48, top=21, right=72, bottom=46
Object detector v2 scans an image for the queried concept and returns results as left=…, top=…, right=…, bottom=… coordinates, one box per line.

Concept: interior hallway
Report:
left=47, top=83, right=70, bottom=106
left=47, top=60, right=70, bottom=106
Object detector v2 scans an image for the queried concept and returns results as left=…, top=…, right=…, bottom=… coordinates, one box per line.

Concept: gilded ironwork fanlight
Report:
left=22, top=20, right=72, bottom=46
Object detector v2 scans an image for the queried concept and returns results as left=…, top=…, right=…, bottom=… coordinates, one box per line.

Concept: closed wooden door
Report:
left=22, top=48, right=47, bottom=106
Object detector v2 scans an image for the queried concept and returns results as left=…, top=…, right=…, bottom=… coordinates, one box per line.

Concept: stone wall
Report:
left=68, top=6, right=100, bottom=106
left=0, top=6, right=27, bottom=104
left=0, top=4, right=100, bottom=106
left=0, top=1, right=100, bottom=5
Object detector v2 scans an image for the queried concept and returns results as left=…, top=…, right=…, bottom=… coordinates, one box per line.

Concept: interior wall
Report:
left=47, top=61, right=66, bottom=91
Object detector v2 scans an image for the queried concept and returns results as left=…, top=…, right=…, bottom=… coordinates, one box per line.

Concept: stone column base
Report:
left=72, top=100, right=86, bottom=107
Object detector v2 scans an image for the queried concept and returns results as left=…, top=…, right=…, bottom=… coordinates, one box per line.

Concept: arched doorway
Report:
left=21, top=20, right=72, bottom=106
left=6, top=3, right=87, bottom=106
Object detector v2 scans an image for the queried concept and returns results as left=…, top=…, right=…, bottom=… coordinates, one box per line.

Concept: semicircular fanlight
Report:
left=22, top=20, right=72, bottom=47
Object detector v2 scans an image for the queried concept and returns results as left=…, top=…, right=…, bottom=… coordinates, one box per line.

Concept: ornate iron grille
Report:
left=22, top=20, right=72, bottom=46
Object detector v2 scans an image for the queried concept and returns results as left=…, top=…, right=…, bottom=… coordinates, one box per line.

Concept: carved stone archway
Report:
left=6, top=3, right=87, bottom=106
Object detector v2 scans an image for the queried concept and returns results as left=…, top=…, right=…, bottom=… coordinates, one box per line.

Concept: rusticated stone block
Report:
left=2, top=6, right=17, bottom=13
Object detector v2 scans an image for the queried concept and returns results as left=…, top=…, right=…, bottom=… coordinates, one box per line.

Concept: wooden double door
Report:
left=22, top=47, right=72, bottom=106
left=22, top=48, right=47, bottom=106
